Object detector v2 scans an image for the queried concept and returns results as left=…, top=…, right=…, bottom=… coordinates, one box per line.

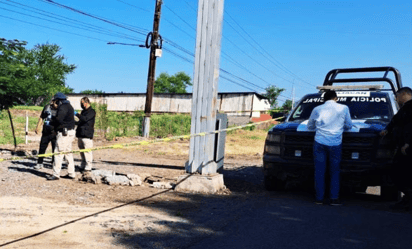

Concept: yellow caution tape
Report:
left=0, top=117, right=283, bottom=163
left=79, top=149, right=93, bottom=152
left=38, top=153, right=54, bottom=158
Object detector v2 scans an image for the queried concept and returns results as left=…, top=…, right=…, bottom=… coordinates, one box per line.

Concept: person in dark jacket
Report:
left=75, top=97, right=96, bottom=172
left=47, top=92, right=76, bottom=181
left=380, top=87, right=412, bottom=210
left=34, top=99, right=57, bottom=169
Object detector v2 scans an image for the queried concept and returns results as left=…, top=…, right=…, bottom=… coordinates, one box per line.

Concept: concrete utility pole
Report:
left=187, top=0, right=225, bottom=175
left=143, top=0, right=163, bottom=138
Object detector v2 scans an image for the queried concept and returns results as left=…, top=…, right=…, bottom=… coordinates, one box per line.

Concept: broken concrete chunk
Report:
left=103, top=175, right=130, bottom=186
left=126, top=174, right=142, bottom=186
left=92, top=169, right=115, bottom=178
left=80, top=172, right=101, bottom=184
left=152, top=182, right=174, bottom=189
left=139, top=173, right=151, bottom=182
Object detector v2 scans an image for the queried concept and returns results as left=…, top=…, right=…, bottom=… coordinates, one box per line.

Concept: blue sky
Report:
left=1, top=0, right=411, bottom=104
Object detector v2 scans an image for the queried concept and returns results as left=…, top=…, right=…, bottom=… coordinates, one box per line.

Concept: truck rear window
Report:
left=289, top=94, right=392, bottom=122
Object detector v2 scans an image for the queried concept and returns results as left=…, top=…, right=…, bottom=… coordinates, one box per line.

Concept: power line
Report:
left=112, top=0, right=294, bottom=96
left=113, top=0, right=196, bottom=39
left=34, top=0, right=269, bottom=94
left=37, top=0, right=148, bottom=36
left=0, top=14, right=109, bottom=42
left=0, top=3, right=143, bottom=43
left=2, top=0, right=143, bottom=42
left=10, top=0, right=289, bottom=98
left=180, top=0, right=308, bottom=90
left=224, top=10, right=315, bottom=87
left=164, top=4, right=196, bottom=32
left=160, top=1, right=297, bottom=92
left=181, top=0, right=314, bottom=89
left=115, top=0, right=150, bottom=13
left=162, top=45, right=290, bottom=100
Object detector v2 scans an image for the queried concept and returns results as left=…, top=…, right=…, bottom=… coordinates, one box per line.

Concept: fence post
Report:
left=25, top=111, right=28, bottom=144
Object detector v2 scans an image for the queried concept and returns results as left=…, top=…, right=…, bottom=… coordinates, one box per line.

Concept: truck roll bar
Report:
left=323, top=67, right=403, bottom=94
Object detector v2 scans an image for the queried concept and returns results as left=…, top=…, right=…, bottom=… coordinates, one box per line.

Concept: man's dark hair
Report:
left=396, top=87, right=412, bottom=96
left=324, top=90, right=337, bottom=101
left=81, top=97, right=90, bottom=104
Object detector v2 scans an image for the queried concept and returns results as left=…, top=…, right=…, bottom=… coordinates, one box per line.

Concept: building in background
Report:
left=67, top=92, right=271, bottom=126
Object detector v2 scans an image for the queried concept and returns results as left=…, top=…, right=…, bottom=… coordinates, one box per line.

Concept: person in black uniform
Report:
left=34, top=99, right=58, bottom=169
left=46, top=92, right=76, bottom=181
left=380, top=87, right=412, bottom=210
left=75, top=97, right=96, bottom=172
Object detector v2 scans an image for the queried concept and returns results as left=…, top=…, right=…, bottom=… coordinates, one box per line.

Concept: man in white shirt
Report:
left=307, top=90, right=353, bottom=205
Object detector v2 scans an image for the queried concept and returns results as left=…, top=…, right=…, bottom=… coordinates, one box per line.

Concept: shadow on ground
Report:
left=107, top=162, right=404, bottom=249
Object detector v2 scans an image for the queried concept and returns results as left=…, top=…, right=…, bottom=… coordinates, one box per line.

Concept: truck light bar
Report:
left=316, top=85, right=384, bottom=91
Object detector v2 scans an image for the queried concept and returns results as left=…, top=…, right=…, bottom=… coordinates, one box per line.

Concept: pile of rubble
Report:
left=78, top=169, right=175, bottom=189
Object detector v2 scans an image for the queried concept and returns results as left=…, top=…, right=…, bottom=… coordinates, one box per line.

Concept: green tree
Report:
left=263, top=85, right=285, bottom=108
left=281, top=99, right=293, bottom=112
left=80, top=89, right=105, bottom=94
left=0, top=38, right=28, bottom=110
left=20, top=43, right=76, bottom=105
left=0, top=38, right=76, bottom=147
left=0, top=38, right=29, bottom=148
left=154, top=72, right=192, bottom=93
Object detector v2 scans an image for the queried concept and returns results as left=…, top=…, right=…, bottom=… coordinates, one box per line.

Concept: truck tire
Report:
left=264, top=175, right=286, bottom=191
left=381, top=186, right=400, bottom=201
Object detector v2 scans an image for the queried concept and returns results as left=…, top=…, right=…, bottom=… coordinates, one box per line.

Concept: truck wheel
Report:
left=264, top=175, right=286, bottom=191
left=381, top=186, right=400, bottom=201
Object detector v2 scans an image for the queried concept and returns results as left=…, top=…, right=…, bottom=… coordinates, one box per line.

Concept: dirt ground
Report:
left=0, top=127, right=266, bottom=248
left=0, top=112, right=384, bottom=248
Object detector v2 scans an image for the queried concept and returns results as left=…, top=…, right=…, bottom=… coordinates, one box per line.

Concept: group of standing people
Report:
left=34, top=92, right=96, bottom=181
left=308, top=88, right=412, bottom=210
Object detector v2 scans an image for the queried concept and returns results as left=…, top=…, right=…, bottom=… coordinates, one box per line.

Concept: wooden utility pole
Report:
left=187, top=0, right=225, bottom=175
left=143, top=0, right=163, bottom=138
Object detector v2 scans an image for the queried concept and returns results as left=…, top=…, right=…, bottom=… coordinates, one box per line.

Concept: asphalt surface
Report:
left=188, top=193, right=412, bottom=249
left=114, top=166, right=412, bottom=249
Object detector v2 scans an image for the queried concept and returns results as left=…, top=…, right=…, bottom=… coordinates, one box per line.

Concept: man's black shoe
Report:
left=62, top=174, right=76, bottom=179
left=46, top=175, right=60, bottom=181
left=315, top=200, right=323, bottom=205
left=330, top=199, right=343, bottom=206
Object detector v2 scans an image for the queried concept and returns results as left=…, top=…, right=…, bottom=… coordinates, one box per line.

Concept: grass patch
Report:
left=225, top=129, right=267, bottom=156
left=92, top=103, right=191, bottom=140
left=11, top=106, right=44, bottom=111
left=0, top=110, right=39, bottom=145
left=244, top=135, right=261, bottom=140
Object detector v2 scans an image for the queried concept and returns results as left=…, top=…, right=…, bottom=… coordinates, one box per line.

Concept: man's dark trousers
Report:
left=37, top=134, right=56, bottom=164
left=391, top=151, right=412, bottom=199
left=313, top=141, right=342, bottom=201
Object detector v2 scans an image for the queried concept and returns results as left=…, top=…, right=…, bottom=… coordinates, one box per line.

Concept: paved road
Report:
left=115, top=164, right=412, bottom=249
left=188, top=193, right=412, bottom=249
